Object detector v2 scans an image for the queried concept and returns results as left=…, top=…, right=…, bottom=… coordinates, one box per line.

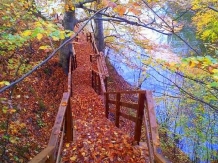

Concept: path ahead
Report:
left=61, top=32, right=148, bottom=163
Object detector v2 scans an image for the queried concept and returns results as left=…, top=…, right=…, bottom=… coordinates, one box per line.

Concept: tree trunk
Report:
left=94, top=0, right=105, bottom=52
left=59, top=10, right=77, bottom=74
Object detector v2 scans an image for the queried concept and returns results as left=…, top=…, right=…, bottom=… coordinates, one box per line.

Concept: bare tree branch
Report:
left=142, top=0, right=201, bottom=55
left=208, top=6, right=218, bottom=12
left=84, top=7, right=172, bottom=35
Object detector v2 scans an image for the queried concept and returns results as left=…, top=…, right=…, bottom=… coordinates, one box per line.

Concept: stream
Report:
left=105, top=12, right=218, bottom=163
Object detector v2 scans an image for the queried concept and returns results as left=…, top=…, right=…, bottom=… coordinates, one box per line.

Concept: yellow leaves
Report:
left=0, top=81, right=10, bottom=87
left=9, top=137, right=18, bottom=144
left=64, top=4, right=69, bottom=10
left=9, top=109, right=16, bottom=114
left=213, top=75, right=218, bottom=81
left=212, top=69, right=218, bottom=81
left=71, top=6, right=75, bottom=11
left=60, top=31, right=65, bottom=40
left=23, top=1, right=30, bottom=9
left=51, top=36, right=59, bottom=41
left=39, top=45, right=52, bottom=52
left=212, top=69, right=218, bottom=74
left=22, top=30, right=32, bottom=37
left=20, top=123, right=26, bottom=128
left=70, top=156, right=77, bottom=161
left=37, top=33, right=43, bottom=40
left=9, top=121, right=26, bottom=135
left=66, top=143, right=70, bottom=148
left=39, top=45, right=51, bottom=50
left=65, top=4, right=75, bottom=11
left=189, top=60, right=199, bottom=68
left=191, top=0, right=218, bottom=43
left=105, top=36, right=115, bottom=43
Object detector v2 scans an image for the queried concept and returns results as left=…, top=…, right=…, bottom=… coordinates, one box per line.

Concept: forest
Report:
left=0, top=0, right=218, bottom=162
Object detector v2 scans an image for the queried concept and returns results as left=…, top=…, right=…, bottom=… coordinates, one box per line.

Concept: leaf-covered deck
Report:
left=61, top=33, right=148, bottom=163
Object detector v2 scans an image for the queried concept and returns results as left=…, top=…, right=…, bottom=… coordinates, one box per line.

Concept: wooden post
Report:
left=65, top=97, right=73, bottom=141
left=91, top=70, right=94, bottom=88
left=134, top=92, right=145, bottom=143
left=104, top=77, right=108, bottom=92
left=90, top=55, right=92, bottom=62
left=144, top=109, right=154, bottom=163
left=72, top=56, right=75, bottom=70
left=105, top=93, right=109, bottom=118
left=115, top=93, right=121, bottom=127
left=90, top=33, right=92, bottom=42
left=93, top=71, right=96, bottom=92
left=75, top=55, right=77, bottom=69
left=98, top=74, right=101, bottom=94
left=72, top=55, right=76, bottom=70
left=71, top=74, right=73, bottom=97
left=145, top=91, right=159, bottom=150
left=95, top=73, right=97, bottom=93
left=48, top=92, right=70, bottom=161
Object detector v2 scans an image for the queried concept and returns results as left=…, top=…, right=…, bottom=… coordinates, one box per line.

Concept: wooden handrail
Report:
left=29, top=92, right=72, bottom=163
left=144, top=91, right=170, bottom=163
left=48, top=92, right=71, bottom=146
left=29, top=47, right=76, bottom=163
left=29, top=146, right=55, bottom=163
left=145, top=91, right=160, bottom=148
left=88, top=32, right=109, bottom=95
left=90, top=33, right=99, bottom=54
left=154, top=151, right=169, bottom=163
left=105, top=90, right=146, bottom=94
left=88, top=31, right=168, bottom=163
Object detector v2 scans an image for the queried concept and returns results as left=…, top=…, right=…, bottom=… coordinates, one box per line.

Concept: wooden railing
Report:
left=87, top=32, right=98, bottom=54
left=88, top=32, right=109, bottom=95
left=71, top=47, right=77, bottom=71
left=90, top=53, right=109, bottom=94
left=104, top=90, right=169, bottom=163
left=29, top=49, right=77, bottom=163
left=87, top=32, right=168, bottom=163
left=104, top=90, right=146, bottom=143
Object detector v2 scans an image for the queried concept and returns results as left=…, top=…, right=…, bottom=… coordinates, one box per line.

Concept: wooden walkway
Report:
left=61, top=33, right=148, bottom=162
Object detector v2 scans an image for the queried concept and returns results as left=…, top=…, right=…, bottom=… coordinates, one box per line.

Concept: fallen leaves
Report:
left=61, top=32, right=146, bottom=162
left=70, top=156, right=77, bottom=161
left=0, top=38, right=67, bottom=161
left=61, top=101, right=67, bottom=106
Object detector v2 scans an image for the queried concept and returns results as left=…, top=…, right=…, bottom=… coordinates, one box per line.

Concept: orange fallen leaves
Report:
left=61, top=32, right=146, bottom=163
left=61, top=101, right=67, bottom=106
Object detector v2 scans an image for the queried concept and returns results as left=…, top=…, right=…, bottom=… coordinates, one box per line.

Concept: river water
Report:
left=105, top=12, right=218, bottom=163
